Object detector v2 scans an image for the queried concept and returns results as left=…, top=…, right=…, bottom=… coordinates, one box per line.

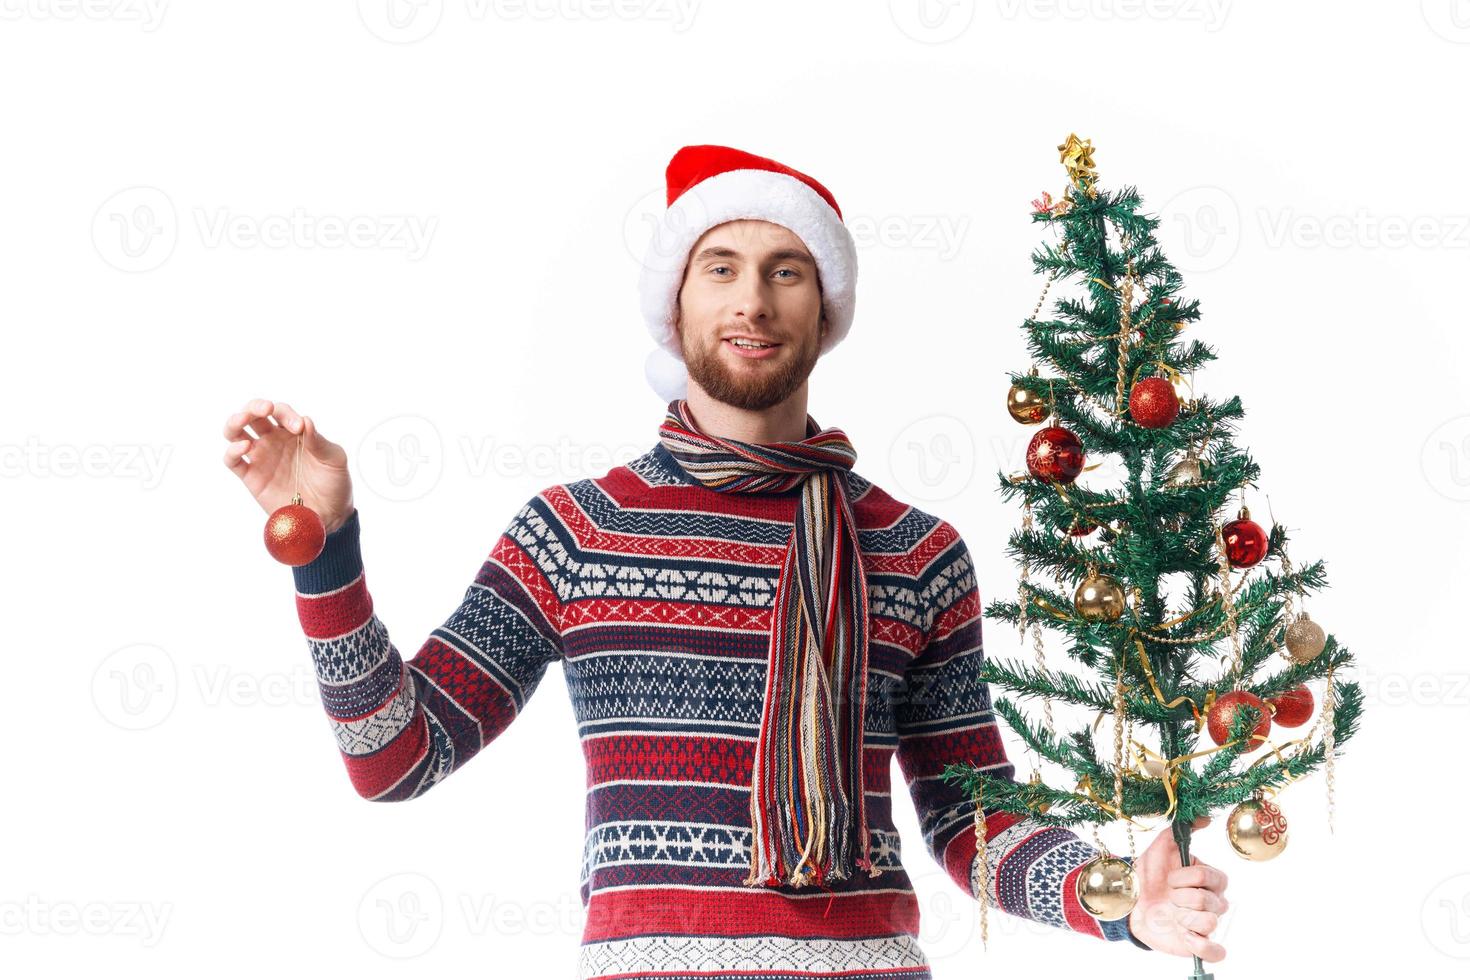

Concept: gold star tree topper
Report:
left=1057, top=133, right=1098, bottom=189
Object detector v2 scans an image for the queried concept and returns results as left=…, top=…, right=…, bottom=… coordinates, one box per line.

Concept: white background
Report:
left=3, top=1, right=1464, bottom=977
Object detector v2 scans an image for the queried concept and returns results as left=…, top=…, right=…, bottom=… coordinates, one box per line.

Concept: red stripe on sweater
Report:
left=589, top=968, right=930, bottom=979
left=563, top=597, right=771, bottom=635
left=941, top=807, right=1025, bottom=889
left=295, top=574, right=373, bottom=640
left=583, top=734, right=893, bottom=791
left=924, top=588, right=982, bottom=646
left=342, top=712, right=429, bottom=799
left=1061, top=861, right=1105, bottom=937
left=488, top=533, right=563, bottom=633
left=894, top=724, right=1004, bottom=781
left=580, top=885, right=922, bottom=943
left=544, top=482, right=945, bottom=578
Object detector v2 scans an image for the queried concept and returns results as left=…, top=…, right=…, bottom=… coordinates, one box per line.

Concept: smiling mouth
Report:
left=725, top=337, right=781, bottom=351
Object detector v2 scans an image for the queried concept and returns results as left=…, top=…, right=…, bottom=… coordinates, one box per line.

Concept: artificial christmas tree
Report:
left=945, top=136, right=1364, bottom=978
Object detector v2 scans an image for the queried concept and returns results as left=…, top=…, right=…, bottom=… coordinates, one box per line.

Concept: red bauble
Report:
left=1207, top=690, right=1272, bottom=748
left=1222, top=510, right=1269, bottom=568
left=1026, top=425, right=1085, bottom=484
left=1268, top=685, right=1314, bottom=728
left=265, top=501, right=326, bottom=566
left=1068, top=518, right=1099, bottom=536
left=1128, top=376, right=1180, bottom=429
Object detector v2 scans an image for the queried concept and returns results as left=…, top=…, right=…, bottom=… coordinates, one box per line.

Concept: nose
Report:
left=731, top=272, right=774, bottom=324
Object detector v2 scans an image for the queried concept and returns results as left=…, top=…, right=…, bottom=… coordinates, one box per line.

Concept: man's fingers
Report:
left=1168, top=862, right=1228, bottom=894
left=223, top=409, right=257, bottom=441
left=224, top=398, right=276, bottom=441
left=272, top=401, right=304, bottom=434
left=224, top=439, right=250, bottom=476
left=1170, top=885, right=1228, bottom=914
left=1176, top=908, right=1220, bottom=936
left=301, top=415, right=346, bottom=464
left=302, top=414, right=322, bottom=450
left=1181, top=928, right=1227, bottom=963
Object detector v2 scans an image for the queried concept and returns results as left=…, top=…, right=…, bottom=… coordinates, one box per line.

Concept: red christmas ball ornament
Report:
left=1068, top=517, right=1099, bottom=536
left=1221, top=506, right=1269, bottom=568
left=265, top=495, right=326, bottom=566
left=1207, top=690, right=1272, bottom=748
left=1026, top=425, right=1085, bottom=485
left=1128, top=376, right=1180, bottom=429
left=1268, top=685, right=1314, bottom=728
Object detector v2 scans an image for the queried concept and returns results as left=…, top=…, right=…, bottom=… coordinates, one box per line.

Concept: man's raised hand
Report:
left=222, top=398, right=354, bottom=535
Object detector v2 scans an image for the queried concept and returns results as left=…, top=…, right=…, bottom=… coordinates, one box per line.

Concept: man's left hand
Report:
left=1126, top=814, right=1229, bottom=962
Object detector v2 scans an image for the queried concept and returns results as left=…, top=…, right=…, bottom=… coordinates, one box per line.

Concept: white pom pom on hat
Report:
left=636, top=144, right=858, bottom=402
left=644, top=345, right=690, bottom=402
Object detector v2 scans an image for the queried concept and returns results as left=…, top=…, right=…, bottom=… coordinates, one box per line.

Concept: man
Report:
left=222, top=145, right=1229, bottom=979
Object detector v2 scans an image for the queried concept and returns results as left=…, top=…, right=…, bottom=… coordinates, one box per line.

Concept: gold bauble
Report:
left=1284, top=611, right=1327, bottom=664
left=1075, top=855, right=1139, bottom=920
left=1166, top=454, right=1203, bottom=487
left=1226, top=797, right=1289, bottom=861
left=1074, top=570, right=1127, bottom=622
left=1007, top=369, right=1052, bottom=424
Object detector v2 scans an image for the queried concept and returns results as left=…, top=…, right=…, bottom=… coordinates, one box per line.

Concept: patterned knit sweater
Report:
left=290, top=440, right=1152, bottom=978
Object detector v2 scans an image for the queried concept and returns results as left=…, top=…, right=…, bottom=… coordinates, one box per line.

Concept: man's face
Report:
left=674, top=219, right=826, bottom=412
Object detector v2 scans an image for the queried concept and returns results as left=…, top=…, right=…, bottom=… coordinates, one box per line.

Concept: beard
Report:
left=680, top=323, right=822, bottom=412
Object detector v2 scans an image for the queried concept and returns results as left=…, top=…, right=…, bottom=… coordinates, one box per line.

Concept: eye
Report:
left=773, top=268, right=798, bottom=279
left=709, top=265, right=733, bottom=275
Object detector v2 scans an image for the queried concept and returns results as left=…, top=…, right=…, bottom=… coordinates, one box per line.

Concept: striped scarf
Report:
left=657, top=398, right=877, bottom=889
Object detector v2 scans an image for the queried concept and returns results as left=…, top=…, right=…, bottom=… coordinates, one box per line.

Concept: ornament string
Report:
left=973, top=786, right=990, bottom=951
left=290, top=432, right=304, bottom=507
left=1323, top=661, right=1337, bottom=834
left=1113, top=257, right=1136, bottom=416
left=1213, top=521, right=1247, bottom=686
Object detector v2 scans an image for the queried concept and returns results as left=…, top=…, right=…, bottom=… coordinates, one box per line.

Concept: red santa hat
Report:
left=639, top=145, right=858, bottom=401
